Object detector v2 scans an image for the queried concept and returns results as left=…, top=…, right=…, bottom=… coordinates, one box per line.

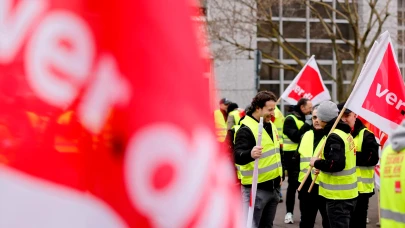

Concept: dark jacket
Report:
left=314, top=118, right=351, bottom=172
left=351, top=119, right=379, bottom=167
left=282, top=109, right=311, bottom=151
left=234, top=114, right=281, bottom=189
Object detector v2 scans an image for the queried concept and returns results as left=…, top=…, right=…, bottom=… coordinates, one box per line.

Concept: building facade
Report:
left=208, top=0, right=403, bottom=112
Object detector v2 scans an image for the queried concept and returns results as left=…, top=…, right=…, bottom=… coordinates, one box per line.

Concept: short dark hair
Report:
left=227, top=103, right=239, bottom=113
left=247, top=91, right=277, bottom=114
left=297, top=98, right=310, bottom=109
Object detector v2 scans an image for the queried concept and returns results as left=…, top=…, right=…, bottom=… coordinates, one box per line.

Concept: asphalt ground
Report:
left=272, top=180, right=380, bottom=228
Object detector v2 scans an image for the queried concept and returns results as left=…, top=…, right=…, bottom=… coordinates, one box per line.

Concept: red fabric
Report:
left=0, top=0, right=241, bottom=227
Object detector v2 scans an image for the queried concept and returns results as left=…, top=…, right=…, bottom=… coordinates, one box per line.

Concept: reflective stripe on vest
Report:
left=319, top=129, right=358, bottom=200
left=319, top=182, right=358, bottom=191
left=214, top=109, right=227, bottom=142
left=323, top=167, right=356, bottom=176
left=380, top=145, right=405, bottom=227
left=381, top=209, right=405, bottom=226
left=298, top=130, right=326, bottom=184
left=238, top=116, right=283, bottom=185
left=354, top=128, right=375, bottom=193
left=240, top=161, right=283, bottom=176
left=282, top=115, right=304, bottom=151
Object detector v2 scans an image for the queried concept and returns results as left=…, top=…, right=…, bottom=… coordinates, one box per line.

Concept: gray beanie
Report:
left=317, top=101, right=339, bottom=122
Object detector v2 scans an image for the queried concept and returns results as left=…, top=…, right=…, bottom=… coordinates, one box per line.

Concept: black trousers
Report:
left=349, top=192, right=372, bottom=228
left=284, top=151, right=300, bottom=213
left=298, top=181, right=330, bottom=228
left=326, top=198, right=357, bottom=228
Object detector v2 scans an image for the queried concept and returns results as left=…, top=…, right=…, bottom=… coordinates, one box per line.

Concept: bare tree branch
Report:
left=207, top=0, right=392, bottom=100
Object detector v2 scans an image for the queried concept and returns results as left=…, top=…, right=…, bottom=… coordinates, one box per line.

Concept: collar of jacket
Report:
left=323, top=117, right=351, bottom=135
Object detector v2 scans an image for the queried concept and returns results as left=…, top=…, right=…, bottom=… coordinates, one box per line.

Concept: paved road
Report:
left=273, top=182, right=380, bottom=228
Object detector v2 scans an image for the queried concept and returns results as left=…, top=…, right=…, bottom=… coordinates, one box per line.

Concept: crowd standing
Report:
left=214, top=91, right=405, bottom=228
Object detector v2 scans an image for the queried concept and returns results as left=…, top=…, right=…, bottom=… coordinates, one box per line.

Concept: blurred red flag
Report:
left=0, top=0, right=241, bottom=227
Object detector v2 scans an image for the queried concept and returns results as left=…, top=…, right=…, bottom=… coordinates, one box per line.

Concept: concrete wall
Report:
left=214, top=59, right=256, bottom=108
left=207, top=0, right=258, bottom=108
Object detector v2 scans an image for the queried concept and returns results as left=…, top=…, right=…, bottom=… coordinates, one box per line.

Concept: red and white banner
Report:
left=0, top=0, right=241, bottom=227
left=281, top=55, right=331, bottom=105
left=345, top=31, right=405, bottom=136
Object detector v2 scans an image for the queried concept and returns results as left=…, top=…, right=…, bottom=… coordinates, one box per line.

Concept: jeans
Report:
left=242, top=185, right=280, bottom=228
left=326, top=198, right=357, bottom=228
left=284, top=151, right=300, bottom=213
left=349, top=193, right=372, bottom=228
left=298, top=184, right=330, bottom=228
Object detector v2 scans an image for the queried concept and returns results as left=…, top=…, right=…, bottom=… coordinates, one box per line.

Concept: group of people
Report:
left=213, top=90, right=401, bottom=228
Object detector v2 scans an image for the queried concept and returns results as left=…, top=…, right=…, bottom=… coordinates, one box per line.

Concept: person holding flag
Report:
left=309, top=101, right=358, bottom=228
left=297, top=104, right=330, bottom=228
left=337, top=102, right=380, bottom=228
left=234, top=91, right=283, bottom=228
left=282, top=98, right=313, bottom=224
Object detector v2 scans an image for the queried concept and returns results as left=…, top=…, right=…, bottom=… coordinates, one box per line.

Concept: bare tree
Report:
left=207, top=0, right=392, bottom=101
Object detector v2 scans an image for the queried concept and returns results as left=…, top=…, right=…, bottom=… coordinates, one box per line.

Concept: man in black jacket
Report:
left=310, top=101, right=358, bottom=228
left=282, top=98, right=312, bottom=224
left=234, top=91, right=282, bottom=228
left=337, top=102, right=379, bottom=228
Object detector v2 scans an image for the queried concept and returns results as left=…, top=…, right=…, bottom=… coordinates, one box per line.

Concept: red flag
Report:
left=281, top=55, right=331, bottom=105
left=345, top=32, right=405, bottom=135
left=0, top=0, right=241, bottom=227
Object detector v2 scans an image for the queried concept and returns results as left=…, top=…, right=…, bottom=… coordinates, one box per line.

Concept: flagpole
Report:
left=304, top=38, right=382, bottom=192
left=298, top=107, right=346, bottom=192
left=246, top=117, right=263, bottom=228
left=276, top=97, right=281, bottom=104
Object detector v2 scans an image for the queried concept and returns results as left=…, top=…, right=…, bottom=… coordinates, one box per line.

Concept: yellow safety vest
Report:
left=214, top=109, right=227, bottom=142
left=354, top=128, right=375, bottom=194
left=319, top=129, right=358, bottom=200
left=282, top=115, right=304, bottom=151
left=238, top=116, right=283, bottom=185
left=229, top=110, right=241, bottom=126
left=273, top=106, right=284, bottom=145
left=298, top=130, right=326, bottom=184
left=380, top=145, right=405, bottom=228
left=233, top=125, right=242, bottom=180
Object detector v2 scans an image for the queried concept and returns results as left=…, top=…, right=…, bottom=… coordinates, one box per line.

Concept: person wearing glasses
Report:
left=297, top=104, right=330, bottom=228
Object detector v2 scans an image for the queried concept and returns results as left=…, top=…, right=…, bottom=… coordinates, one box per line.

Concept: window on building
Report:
left=283, top=22, right=306, bottom=39
left=260, top=64, right=280, bottom=80
left=257, top=0, right=357, bottom=111
left=310, top=43, right=333, bottom=60
left=258, top=41, right=279, bottom=59
left=259, top=84, right=280, bottom=96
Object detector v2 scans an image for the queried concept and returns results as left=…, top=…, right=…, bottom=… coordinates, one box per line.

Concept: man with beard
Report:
left=337, top=102, right=379, bottom=228
left=310, top=101, right=358, bottom=228
left=234, top=91, right=283, bottom=228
